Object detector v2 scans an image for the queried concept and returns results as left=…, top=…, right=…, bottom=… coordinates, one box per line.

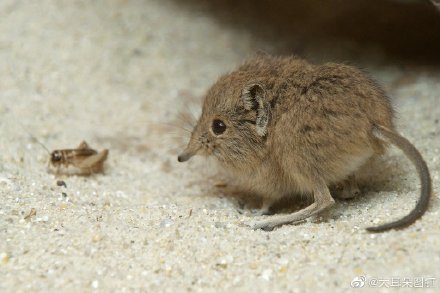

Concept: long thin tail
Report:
left=366, top=125, right=432, bottom=232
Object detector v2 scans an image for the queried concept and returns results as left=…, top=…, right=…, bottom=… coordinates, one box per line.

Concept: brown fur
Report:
left=178, top=55, right=431, bottom=232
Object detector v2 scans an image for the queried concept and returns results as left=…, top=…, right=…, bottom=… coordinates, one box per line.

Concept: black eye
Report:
left=212, top=119, right=226, bottom=135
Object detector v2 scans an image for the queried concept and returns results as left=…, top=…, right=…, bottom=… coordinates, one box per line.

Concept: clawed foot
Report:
left=246, top=201, right=332, bottom=231
left=247, top=218, right=307, bottom=231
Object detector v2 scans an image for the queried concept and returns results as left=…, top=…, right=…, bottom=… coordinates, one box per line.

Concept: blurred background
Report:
left=177, top=0, right=440, bottom=65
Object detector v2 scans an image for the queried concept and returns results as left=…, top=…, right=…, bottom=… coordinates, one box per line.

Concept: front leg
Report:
left=238, top=198, right=274, bottom=216
left=333, top=175, right=361, bottom=199
left=249, top=181, right=335, bottom=231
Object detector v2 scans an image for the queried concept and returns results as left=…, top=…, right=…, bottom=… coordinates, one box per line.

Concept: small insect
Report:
left=48, top=141, right=109, bottom=175
left=23, top=126, right=109, bottom=176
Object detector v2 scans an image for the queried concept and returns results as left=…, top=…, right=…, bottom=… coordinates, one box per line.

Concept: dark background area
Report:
left=175, top=0, right=440, bottom=66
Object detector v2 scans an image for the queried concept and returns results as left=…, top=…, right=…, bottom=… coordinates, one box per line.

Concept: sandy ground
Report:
left=1, top=0, right=440, bottom=292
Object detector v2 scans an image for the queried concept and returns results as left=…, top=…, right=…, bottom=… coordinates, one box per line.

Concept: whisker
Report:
left=182, top=102, right=199, bottom=126
left=150, top=122, right=193, bottom=134
left=176, top=110, right=197, bottom=130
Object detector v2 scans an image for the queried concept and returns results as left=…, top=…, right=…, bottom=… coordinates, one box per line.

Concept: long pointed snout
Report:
left=177, top=146, right=198, bottom=162
left=177, top=151, right=192, bottom=162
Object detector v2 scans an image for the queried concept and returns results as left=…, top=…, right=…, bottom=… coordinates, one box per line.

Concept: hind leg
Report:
left=249, top=180, right=335, bottom=231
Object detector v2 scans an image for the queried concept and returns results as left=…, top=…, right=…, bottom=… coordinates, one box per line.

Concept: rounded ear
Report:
left=241, top=83, right=270, bottom=136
